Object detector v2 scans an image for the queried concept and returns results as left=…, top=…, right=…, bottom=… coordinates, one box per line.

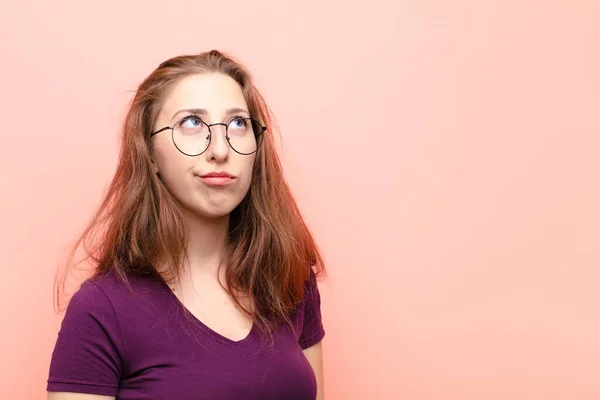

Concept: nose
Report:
left=205, top=123, right=230, bottom=162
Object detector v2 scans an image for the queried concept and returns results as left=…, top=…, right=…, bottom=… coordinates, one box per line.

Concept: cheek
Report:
left=154, top=145, right=193, bottom=189
left=236, top=162, right=254, bottom=195
left=241, top=157, right=256, bottom=186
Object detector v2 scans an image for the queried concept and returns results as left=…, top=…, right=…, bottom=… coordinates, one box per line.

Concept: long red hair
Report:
left=55, top=50, right=326, bottom=335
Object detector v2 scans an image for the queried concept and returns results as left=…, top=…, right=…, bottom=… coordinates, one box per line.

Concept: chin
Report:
left=202, top=210, right=234, bottom=220
left=180, top=194, right=246, bottom=222
left=198, top=202, right=242, bottom=220
left=185, top=205, right=229, bottom=219
left=178, top=203, right=232, bottom=222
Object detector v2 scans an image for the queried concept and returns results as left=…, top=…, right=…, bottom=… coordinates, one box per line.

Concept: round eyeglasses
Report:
left=151, top=115, right=266, bottom=156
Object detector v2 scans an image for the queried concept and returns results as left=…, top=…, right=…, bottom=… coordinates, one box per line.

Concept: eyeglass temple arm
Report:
left=150, top=126, right=173, bottom=137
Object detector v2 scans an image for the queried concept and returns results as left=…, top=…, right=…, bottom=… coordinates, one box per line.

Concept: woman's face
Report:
left=151, top=73, right=257, bottom=220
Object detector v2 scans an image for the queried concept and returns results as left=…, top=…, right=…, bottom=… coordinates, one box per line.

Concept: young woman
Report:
left=47, top=50, right=326, bottom=400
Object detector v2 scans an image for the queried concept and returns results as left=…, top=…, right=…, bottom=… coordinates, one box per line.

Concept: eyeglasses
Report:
left=151, top=115, right=266, bottom=156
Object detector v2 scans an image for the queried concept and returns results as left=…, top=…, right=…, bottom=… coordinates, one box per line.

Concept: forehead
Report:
left=159, top=73, right=247, bottom=120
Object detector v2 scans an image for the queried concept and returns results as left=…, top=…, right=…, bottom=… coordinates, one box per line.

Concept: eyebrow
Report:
left=171, top=107, right=250, bottom=121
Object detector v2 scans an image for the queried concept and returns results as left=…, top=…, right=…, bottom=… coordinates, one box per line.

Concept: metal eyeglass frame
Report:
left=150, top=116, right=267, bottom=156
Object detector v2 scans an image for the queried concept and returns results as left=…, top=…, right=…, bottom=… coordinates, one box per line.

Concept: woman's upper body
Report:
left=47, top=268, right=324, bottom=400
left=48, top=50, right=326, bottom=400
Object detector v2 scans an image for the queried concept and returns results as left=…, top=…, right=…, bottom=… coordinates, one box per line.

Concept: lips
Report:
left=198, top=171, right=236, bottom=186
left=200, top=171, right=236, bottom=178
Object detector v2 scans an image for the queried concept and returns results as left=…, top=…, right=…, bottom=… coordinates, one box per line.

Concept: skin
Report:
left=49, top=73, right=324, bottom=400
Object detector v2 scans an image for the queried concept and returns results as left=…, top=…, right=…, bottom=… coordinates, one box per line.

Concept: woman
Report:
left=47, top=50, right=326, bottom=400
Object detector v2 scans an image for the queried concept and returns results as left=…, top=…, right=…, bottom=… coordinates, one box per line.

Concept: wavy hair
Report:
left=55, top=50, right=325, bottom=335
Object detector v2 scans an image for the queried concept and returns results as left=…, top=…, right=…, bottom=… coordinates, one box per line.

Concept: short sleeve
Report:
left=298, top=269, right=326, bottom=349
left=47, top=280, right=123, bottom=396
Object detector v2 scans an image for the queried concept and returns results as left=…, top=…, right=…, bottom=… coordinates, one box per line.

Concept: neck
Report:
left=182, top=210, right=230, bottom=280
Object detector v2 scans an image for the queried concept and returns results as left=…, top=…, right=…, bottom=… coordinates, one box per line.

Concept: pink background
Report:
left=1, top=1, right=599, bottom=399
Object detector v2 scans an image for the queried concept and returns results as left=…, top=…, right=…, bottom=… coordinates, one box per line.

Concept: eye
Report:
left=180, top=116, right=203, bottom=128
left=228, top=117, right=248, bottom=130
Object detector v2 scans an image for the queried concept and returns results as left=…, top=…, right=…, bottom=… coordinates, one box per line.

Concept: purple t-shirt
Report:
left=47, top=270, right=325, bottom=399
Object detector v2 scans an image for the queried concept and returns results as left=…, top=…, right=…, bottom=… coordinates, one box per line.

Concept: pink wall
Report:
left=1, top=1, right=599, bottom=398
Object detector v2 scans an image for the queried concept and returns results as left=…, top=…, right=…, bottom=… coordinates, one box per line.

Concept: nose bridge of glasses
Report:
left=207, top=122, right=229, bottom=136
left=206, top=123, right=231, bottom=153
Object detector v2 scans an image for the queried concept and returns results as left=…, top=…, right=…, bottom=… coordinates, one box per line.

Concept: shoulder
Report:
left=86, top=270, right=165, bottom=301
left=60, top=270, right=171, bottom=348
left=60, top=272, right=126, bottom=331
left=65, top=270, right=167, bottom=323
left=66, top=275, right=115, bottom=316
left=296, top=267, right=326, bottom=349
left=49, top=273, right=131, bottom=394
left=302, top=267, right=323, bottom=302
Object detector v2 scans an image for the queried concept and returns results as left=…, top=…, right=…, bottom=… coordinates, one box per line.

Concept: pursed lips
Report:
left=197, top=171, right=236, bottom=186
